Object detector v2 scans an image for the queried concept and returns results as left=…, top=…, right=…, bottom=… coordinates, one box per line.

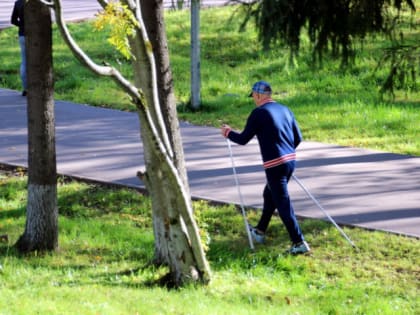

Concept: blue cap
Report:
left=249, top=81, right=272, bottom=97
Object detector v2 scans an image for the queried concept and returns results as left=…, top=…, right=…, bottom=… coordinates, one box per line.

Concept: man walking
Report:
left=11, top=0, right=27, bottom=96
left=221, top=81, right=310, bottom=254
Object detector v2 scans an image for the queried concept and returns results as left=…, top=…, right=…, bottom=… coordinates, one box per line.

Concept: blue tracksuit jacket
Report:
left=226, top=101, right=302, bottom=169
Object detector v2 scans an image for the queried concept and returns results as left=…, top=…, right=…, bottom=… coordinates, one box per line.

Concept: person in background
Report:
left=221, top=81, right=310, bottom=254
left=11, top=0, right=27, bottom=96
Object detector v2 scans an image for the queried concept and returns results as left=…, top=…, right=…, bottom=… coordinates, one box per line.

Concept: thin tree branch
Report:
left=51, top=0, right=179, bottom=183
left=122, top=0, right=174, bottom=158
left=96, top=0, right=109, bottom=9
left=52, top=0, right=140, bottom=101
left=51, top=0, right=173, bottom=173
left=37, top=0, right=54, bottom=7
left=122, top=0, right=209, bottom=276
left=125, top=0, right=137, bottom=8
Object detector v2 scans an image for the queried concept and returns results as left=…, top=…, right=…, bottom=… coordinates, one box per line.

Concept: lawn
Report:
left=0, top=171, right=419, bottom=315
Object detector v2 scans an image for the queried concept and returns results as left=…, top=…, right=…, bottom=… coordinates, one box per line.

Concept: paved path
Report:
left=1, top=88, right=419, bottom=238
left=0, top=0, right=102, bottom=29
left=0, top=0, right=229, bottom=29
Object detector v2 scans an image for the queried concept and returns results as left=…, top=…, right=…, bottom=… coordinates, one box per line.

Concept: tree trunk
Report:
left=140, top=0, right=191, bottom=265
left=124, top=0, right=210, bottom=285
left=15, top=0, right=58, bottom=253
left=140, top=0, right=188, bottom=186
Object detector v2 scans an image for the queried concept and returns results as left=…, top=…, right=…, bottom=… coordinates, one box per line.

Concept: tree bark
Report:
left=140, top=0, right=192, bottom=266
left=15, top=0, right=58, bottom=253
left=140, top=0, right=188, bottom=186
left=125, top=0, right=210, bottom=285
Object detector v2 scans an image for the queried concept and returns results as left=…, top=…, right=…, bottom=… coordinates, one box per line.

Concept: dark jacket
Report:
left=227, top=101, right=302, bottom=169
left=11, top=0, right=25, bottom=36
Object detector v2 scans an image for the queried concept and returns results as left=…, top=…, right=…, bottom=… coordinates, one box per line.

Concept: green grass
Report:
left=0, top=5, right=418, bottom=155
left=0, top=173, right=419, bottom=315
left=0, top=6, right=418, bottom=314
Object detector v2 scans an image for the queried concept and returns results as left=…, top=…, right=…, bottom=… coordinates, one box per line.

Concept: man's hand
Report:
left=221, top=124, right=231, bottom=138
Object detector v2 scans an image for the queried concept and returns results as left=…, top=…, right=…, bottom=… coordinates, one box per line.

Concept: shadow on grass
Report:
left=0, top=207, right=25, bottom=220
left=0, top=180, right=146, bottom=221
left=0, top=215, right=348, bottom=291
left=0, top=170, right=350, bottom=290
left=47, top=219, right=334, bottom=290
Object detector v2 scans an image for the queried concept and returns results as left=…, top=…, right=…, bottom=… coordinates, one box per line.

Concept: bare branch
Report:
left=37, top=0, right=54, bottom=7
left=52, top=0, right=140, bottom=101
left=96, top=0, right=109, bottom=9
left=123, top=0, right=137, bottom=9
left=51, top=0, right=175, bottom=168
left=121, top=0, right=174, bottom=158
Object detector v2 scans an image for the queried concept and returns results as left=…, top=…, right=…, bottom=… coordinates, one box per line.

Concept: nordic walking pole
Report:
left=292, top=174, right=356, bottom=248
left=226, top=139, right=255, bottom=250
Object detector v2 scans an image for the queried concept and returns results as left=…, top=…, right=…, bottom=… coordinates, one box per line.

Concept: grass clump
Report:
left=0, top=174, right=419, bottom=314
left=0, top=5, right=418, bottom=155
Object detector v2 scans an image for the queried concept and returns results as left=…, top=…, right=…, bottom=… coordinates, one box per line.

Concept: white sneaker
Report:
left=288, top=241, right=311, bottom=254
left=249, top=225, right=265, bottom=244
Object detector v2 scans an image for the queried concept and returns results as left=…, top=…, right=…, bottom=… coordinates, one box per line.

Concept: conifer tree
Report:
left=240, top=0, right=418, bottom=94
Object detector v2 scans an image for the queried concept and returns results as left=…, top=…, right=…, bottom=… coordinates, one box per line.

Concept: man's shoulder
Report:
left=262, top=101, right=289, bottom=111
left=261, top=102, right=295, bottom=120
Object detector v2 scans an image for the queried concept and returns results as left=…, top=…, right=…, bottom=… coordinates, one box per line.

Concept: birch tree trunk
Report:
left=125, top=0, right=210, bottom=286
left=15, top=0, right=58, bottom=253
left=140, top=0, right=191, bottom=266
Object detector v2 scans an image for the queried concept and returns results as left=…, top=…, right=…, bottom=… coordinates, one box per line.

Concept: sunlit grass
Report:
left=0, top=174, right=418, bottom=314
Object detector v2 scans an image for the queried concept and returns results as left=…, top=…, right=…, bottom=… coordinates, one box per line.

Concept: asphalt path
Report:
left=1, top=88, right=419, bottom=239
left=0, top=0, right=230, bottom=29
left=0, top=0, right=101, bottom=29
